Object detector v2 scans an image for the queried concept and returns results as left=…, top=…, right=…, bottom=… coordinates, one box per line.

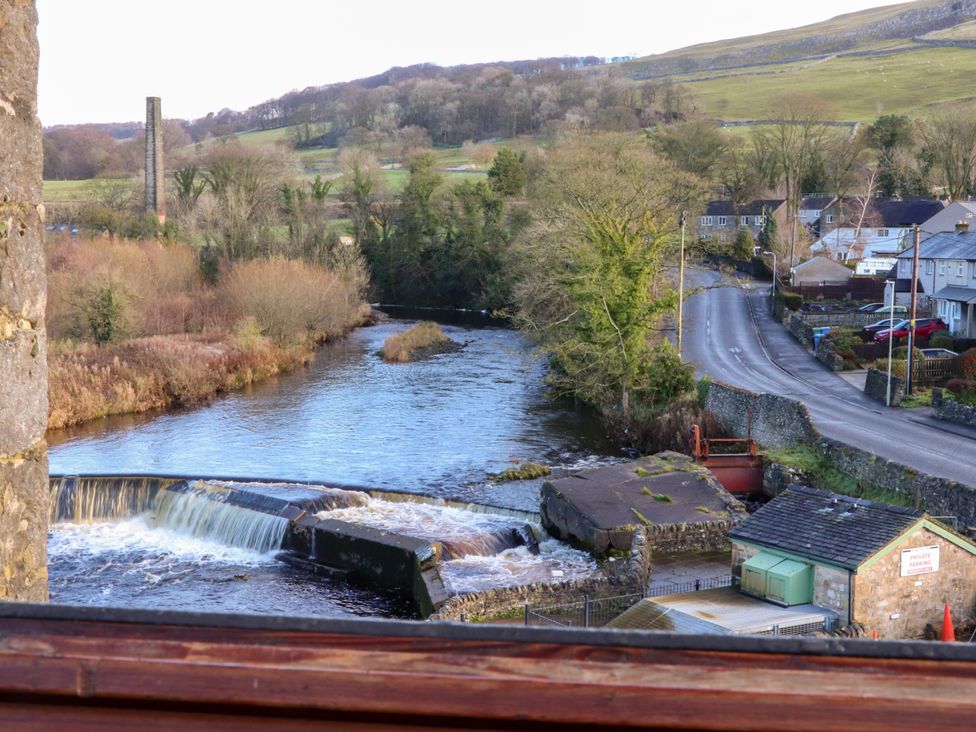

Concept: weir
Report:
left=46, top=475, right=577, bottom=618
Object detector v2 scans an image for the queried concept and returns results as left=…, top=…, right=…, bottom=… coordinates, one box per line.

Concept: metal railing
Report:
left=524, top=576, right=735, bottom=628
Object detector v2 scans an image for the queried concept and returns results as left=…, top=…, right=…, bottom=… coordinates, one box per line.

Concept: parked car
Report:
left=860, top=318, right=905, bottom=341
left=874, top=318, right=949, bottom=344
left=856, top=302, right=908, bottom=314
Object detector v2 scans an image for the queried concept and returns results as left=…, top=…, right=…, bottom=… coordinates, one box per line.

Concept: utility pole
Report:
left=764, top=250, right=777, bottom=314
left=677, top=211, right=687, bottom=355
left=906, top=224, right=921, bottom=395
left=885, top=280, right=895, bottom=407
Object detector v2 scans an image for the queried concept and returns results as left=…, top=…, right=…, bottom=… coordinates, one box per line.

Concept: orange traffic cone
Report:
left=941, top=600, right=956, bottom=642
left=872, top=630, right=878, bottom=640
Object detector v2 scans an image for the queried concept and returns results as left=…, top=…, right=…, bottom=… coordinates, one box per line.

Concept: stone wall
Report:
left=0, top=1, right=48, bottom=602
left=853, top=525, right=976, bottom=639
left=705, top=381, right=818, bottom=448
left=431, top=529, right=650, bottom=622
left=812, top=564, right=850, bottom=623
left=818, top=438, right=976, bottom=526
left=932, top=389, right=976, bottom=427
left=785, top=312, right=815, bottom=347
left=646, top=517, right=737, bottom=554
left=815, top=338, right=844, bottom=372
left=708, top=381, right=976, bottom=527
left=864, top=367, right=905, bottom=406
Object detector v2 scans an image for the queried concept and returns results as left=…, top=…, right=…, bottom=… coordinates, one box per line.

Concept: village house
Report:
left=729, top=486, right=976, bottom=639
left=811, top=198, right=945, bottom=275
left=896, top=226, right=976, bottom=337
left=696, top=199, right=787, bottom=246
left=791, top=255, right=853, bottom=286
left=798, top=194, right=836, bottom=238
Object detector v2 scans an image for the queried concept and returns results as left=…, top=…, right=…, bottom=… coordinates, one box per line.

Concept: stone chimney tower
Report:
left=145, top=96, right=165, bottom=222
left=0, top=0, right=49, bottom=601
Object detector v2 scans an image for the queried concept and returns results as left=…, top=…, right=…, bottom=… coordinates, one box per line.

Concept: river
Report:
left=48, top=320, right=620, bottom=618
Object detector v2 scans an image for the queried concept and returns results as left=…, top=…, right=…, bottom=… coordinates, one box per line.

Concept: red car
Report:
left=874, top=317, right=948, bottom=344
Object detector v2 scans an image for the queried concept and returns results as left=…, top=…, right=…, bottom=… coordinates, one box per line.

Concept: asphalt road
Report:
left=682, top=269, right=976, bottom=488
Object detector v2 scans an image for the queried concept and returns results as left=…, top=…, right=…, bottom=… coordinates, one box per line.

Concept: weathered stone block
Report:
left=0, top=327, right=47, bottom=457
left=0, top=448, right=48, bottom=602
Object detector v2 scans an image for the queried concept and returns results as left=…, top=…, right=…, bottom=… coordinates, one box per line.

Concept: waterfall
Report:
left=50, top=476, right=168, bottom=524
left=152, top=485, right=288, bottom=554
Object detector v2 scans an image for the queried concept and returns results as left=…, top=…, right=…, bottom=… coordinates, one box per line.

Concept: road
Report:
left=682, top=269, right=976, bottom=488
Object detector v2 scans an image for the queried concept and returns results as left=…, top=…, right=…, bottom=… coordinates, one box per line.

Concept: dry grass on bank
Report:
left=45, top=236, right=370, bottom=430
left=381, top=322, right=452, bottom=363
left=48, top=333, right=312, bottom=430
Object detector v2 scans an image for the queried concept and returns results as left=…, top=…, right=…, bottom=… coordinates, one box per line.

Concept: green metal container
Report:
left=741, top=553, right=782, bottom=597
left=765, top=559, right=813, bottom=606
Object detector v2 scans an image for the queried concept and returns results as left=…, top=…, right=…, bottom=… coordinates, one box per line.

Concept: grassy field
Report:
left=676, top=44, right=976, bottom=122
left=920, top=19, right=976, bottom=41
left=621, top=0, right=946, bottom=74
left=43, top=179, right=107, bottom=202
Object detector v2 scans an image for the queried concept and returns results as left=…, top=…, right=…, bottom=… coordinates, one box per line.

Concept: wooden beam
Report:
left=0, top=604, right=974, bottom=730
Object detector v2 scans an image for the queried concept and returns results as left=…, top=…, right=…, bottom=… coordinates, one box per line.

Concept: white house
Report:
left=896, top=228, right=976, bottom=336
left=811, top=198, right=946, bottom=273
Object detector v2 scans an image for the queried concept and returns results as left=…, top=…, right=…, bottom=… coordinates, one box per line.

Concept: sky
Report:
left=36, top=0, right=909, bottom=126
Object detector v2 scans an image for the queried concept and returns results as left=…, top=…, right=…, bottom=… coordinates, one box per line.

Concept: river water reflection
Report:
left=49, top=321, right=619, bottom=509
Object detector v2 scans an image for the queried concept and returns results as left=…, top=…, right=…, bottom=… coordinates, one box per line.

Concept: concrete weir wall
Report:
left=0, top=1, right=48, bottom=602
left=283, top=517, right=447, bottom=619
left=706, top=381, right=976, bottom=527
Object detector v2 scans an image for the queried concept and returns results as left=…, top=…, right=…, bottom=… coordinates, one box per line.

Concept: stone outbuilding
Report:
left=791, top=256, right=854, bottom=285
left=730, top=486, right=976, bottom=639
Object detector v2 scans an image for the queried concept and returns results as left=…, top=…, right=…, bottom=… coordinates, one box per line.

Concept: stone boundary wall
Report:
left=785, top=312, right=815, bottom=347
left=815, top=338, right=844, bottom=372
left=932, top=388, right=976, bottom=428
left=647, top=518, right=736, bottom=554
left=864, top=367, right=905, bottom=406
left=431, top=530, right=649, bottom=622
left=705, top=382, right=819, bottom=448
left=707, top=381, right=976, bottom=527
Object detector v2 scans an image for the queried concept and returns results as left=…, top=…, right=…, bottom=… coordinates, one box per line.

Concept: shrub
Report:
left=782, top=292, right=802, bottom=311
left=958, top=348, right=976, bottom=381
left=85, top=285, right=125, bottom=344
left=928, top=332, right=954, bottom=350
left=382, top=322, right=450, bottom=363
left=946, top=378, right=976, bottom=406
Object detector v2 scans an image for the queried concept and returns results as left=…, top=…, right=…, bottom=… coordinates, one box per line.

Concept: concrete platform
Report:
left=540, top=452, right=746, bottom=555
left=648, top=550, right=731, bottom=594
left=608, top=587, right=835, bottom=636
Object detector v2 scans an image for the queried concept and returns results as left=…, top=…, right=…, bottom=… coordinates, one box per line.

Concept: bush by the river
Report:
left=381, top=322, right=459, bottom=363
left=45, top=236, right=370, bottom=429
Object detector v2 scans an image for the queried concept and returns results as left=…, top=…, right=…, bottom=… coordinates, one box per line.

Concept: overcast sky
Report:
left=36, top=0, right=908, bottom=126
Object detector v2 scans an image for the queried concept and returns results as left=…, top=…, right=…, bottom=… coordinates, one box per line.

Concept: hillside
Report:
left=620, top=0, right=970, bottom=78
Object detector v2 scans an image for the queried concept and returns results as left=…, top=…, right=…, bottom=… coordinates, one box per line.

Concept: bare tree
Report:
left=918, top=106, right=976, bottom=200
left=752, top=95, right=832, bottom=268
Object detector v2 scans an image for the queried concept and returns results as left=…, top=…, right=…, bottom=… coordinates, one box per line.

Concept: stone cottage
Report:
left=730, top=486, right=976, bottom=639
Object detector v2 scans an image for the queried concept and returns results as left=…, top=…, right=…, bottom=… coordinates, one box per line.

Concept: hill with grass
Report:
left=618, top=0, right=976, bottom=122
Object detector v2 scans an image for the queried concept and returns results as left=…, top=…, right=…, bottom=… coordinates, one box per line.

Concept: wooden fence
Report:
left=785, top=278, right=887, bottom=300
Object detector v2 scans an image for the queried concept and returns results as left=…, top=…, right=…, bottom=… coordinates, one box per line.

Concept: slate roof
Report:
left=729, top=486, right=923, bottom=570
left=800, top=196, right=834, bottom=211
left=828, top=198, right=945, bottom=228
left=705, top=199, right=785, bottom=217
left=898, top=230, right=976, bottom=261
left=931, top=285, right=976, bottom=304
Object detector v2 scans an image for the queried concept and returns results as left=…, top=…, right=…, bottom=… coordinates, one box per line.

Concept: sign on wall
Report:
left=900, top=546, right=940, bottom=577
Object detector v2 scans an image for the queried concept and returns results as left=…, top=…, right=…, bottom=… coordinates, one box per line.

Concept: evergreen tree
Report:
left=487, top=148, right=527, bottom=197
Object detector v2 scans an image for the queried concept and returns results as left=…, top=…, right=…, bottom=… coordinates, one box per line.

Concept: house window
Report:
left=972, top=262, right=976, bottom=278
left=825, top=214, right=834, bottom=224
left=879, top=228, right=889, bottom=238
left=958, top=261, right=965, bottom=277
left=754, top=215, right=763, bottom=226
left=700, top=216, right=713, bottom=226
left=740, top=216, right=748, bottom=226
left=939, top=261, right=946, bottom=275
left=926, top=260, right=934, bottom=275
left=717, top=216, right=727, bottom=226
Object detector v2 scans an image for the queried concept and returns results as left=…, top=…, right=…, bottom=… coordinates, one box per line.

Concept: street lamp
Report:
left=763, top=250, right=777, bottom=313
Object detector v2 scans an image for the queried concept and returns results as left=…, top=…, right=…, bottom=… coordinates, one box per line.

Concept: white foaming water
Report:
left=440, top=539, right=599, bottom=595
left=49, top=517, right=274, bottom=567
left=320, top=499, right=526, bottom=558
left=153, top=487, right=289, bottom=553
